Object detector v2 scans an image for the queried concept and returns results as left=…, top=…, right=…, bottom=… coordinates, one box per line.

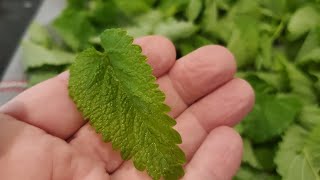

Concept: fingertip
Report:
left=56, top=71, right=70, bottom=82
left=185, top=45, right=237, bottom=77
left=134, top=35, right=176, bottom=77
left=197, top=45, right=237, bottom=73
left=209, top=126, right=243, bottom=155
left=184, top=126, right=243, bottom=180
left=232, top=78, right=255, bottom=115
left=168, top=45, right=237, bottom=105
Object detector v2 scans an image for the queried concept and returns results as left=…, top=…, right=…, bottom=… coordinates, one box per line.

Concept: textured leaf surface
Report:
left=275, top=125, right=320, bottom=180
left=227, top=15, right=260, bottom=68
left=69, top=29, right=185, bottom=180
left=242, top=94, right=302, bottom=143
left=282, top=60, right=317, bottom=104
left=287, top=6, right=320, bottom=40
left=299, top=105, right=320, bottom=130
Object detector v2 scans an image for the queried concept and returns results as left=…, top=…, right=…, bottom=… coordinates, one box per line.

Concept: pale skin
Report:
left=0, top=36, right=254, bottom=180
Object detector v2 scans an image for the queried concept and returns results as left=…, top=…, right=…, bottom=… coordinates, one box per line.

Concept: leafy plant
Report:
left=21, top=0, right=320, bottom=179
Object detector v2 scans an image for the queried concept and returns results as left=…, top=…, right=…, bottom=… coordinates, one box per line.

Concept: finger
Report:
left=183, top=127, right=243, bottom=180
left=159, top=45, right=236, bottom=117
left=0, top=36, right=176, bottom=139
left=110, top=79, right=253, bottom=179
left=176, top=78, right=254, bottom=160
left=0, top=73, right=82, bottom=139
left=134, top=35, right=176, bottom=77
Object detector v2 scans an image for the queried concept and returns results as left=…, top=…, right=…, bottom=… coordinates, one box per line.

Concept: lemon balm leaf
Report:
left=68, top=29, right=186, bottom=180
left=275, top=125, right=320, bottom=180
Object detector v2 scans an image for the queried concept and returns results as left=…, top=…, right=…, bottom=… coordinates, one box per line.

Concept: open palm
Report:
left=0, top=36, right=254, bottom=180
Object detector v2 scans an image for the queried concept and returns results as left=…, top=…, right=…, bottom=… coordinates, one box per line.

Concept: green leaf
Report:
left=234, top=165, right=281, bottom=180
left=28, top=22, right=52, bottom=48
left=255, top=35, right=273, bottom=70
left=304, top=124, right=320, bottom=177
left=300, top=48, right=320, bottom=64
left=66, top=0, right=87, bottom=9
left=275, top=125, right=309, bottom=179
left=177, top=35, right=213, bottom=56
left=126, top=10, right=164, bottom=38
left=113, top=0, right=154, bottom=16
left=186, top=0, right=203, bottom=21
left=127, top=13, right=198, bottom=41
left=227, top=15, right=260, bottom=68
left=68, top=29, right=186, bottom=180
left=258, top=0, right=287, bottom=19
left=234, top=123, right=244, bottom=134
left=296, top=27, right=320, bottom=64
left=275, top=125, right=320, bottom=180
left=242, top=139, right=262, bottom=169
left=216, top=0, right=233, bottom=10
left=243, top=72, right=288, bottom=92
left=154, top=18, right=198, bottom=41
left=299, top=105, right=320, bottom=130
left=242, top=94, right=302, bottom=143
left=201, top=0, right=218, bottom=33
left=157, top=0, right=189, bottom=17
left=287, top=5, right=320, bottom=40
left=254, top=145, right=277, bottom=171
left=52, top=9, right=96, bottom=51
left=87, top=0, right=129, bottom=27
left=22, top=41, right=75, bottom=69
left=242, top=74, right=276, bottom=94
left=228, top=0, right=260, bottom=18
left=282, top=59, right=317, bottom=104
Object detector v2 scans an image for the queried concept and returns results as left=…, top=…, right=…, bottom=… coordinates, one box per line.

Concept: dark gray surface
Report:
left=0, top=0, right=66, bottom=105
left=0, top=0, right=41, bottom=77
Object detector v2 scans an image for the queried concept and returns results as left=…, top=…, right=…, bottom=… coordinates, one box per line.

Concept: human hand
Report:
left=0, top=36, right=254, bottom=180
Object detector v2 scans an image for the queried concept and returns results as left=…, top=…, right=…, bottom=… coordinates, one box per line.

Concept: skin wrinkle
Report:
left=169, top=45, right=236, bottom=105
left=188, top=78, right=254, bottom=132
left=157, top=75, right=188, bottom=117
left=175, top=111, right=208, bottom=161
left=164, top=76, right=186, bottom=115
left=169, top=60, right=191, bottom=104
